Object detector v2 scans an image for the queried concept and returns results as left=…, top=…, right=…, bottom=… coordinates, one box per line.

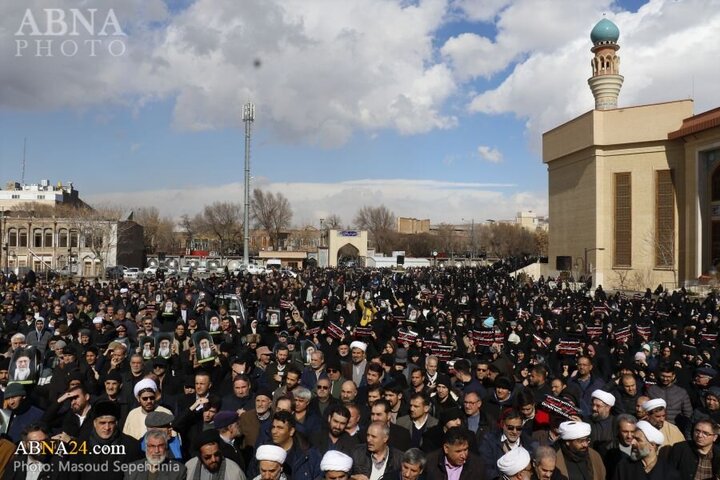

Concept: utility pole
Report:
left=242, top=102, right=255, bottom=266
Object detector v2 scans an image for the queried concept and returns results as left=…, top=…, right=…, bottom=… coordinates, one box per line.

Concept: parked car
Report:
left=279, top=267, right=298, bottom=278
left=124, top=267, right=143, bottom=279
left=143, top=266, right=158, bottom=277
left=246, top=263, right=266, bottom=275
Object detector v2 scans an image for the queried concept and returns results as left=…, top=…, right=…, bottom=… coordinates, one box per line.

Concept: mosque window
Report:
left=655, top=170, right=674, bottom=268
left=614, top=173, right=632, bottom=267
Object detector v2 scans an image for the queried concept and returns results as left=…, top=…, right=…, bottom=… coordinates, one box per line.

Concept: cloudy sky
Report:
left=1, top=0, right=718, bottom=227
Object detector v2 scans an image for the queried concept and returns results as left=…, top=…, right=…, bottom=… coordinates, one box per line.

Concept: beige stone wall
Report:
left=544, top=101, right=693, bottom=290
left=547, top=148, right=596, bottom=273
left=595, top=142, right=684, bottom=290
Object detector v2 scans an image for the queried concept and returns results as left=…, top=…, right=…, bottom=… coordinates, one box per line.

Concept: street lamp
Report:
left=584, top=247, right=605, bottom=280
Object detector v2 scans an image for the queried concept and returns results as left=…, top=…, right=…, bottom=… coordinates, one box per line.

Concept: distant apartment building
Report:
left=397, top=217, right=430, bottom=234
left=515, top=211, right=549, bottom=232
left=0, top=179, right=84, bottom=211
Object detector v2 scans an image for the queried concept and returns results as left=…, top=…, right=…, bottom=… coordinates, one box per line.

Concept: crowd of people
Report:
left=0, top=258, right=718, bottom=480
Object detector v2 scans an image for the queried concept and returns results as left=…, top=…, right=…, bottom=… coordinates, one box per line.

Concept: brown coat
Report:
left=237, top=408, right=261, bottom=449
left=555, top=447, right=606, bottom=480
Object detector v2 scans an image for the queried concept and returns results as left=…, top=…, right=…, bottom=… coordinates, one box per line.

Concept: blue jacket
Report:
left=568, top=376, right=605, bottom=418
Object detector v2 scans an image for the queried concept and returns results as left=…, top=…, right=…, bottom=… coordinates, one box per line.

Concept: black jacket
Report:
left=425, top=449, right=485, bottom=480
left=350, top=444, right=403, bottom=478
left=668, top=441, right=720, bottom=480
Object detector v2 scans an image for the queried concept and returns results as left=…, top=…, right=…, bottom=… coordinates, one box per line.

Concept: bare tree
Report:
left=64, top=204, right=141, bottom=278
left=134, top=207, right=178, bottom=254
left=199, top=202, right=243, bottom=257
left=325, top=214, right=343, bottom=230
left=354, top=205, right=396, bottom=254
left=251, top=189, right=293, bottom=250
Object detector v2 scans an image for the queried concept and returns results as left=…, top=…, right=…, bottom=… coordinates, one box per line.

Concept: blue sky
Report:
left=1, top=0, right=719, bottom=226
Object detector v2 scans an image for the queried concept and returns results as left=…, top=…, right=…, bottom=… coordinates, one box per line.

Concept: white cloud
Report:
left=0, top=0, right=457, bottom=148
left=464, top=0, right=720, bottom=148
left=452, top=0, right=512, bottom=22
left=477, top=145, right=503, bottom=163
left=85, top=178, right=544, bottom=225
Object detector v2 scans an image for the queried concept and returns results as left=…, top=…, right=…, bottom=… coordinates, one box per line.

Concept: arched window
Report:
left=8, top=229, right=17, bottom=247
left=69, top=230, right=79, bottom=248
left=58, top=229, right=68, bottom=248
left=18, top=228, right=28, bottom=247
left=44, top=229, right=53, bottom=248
left=712, top=165, right=720, bottom=202
left=33, top=229, right=43, bottom=248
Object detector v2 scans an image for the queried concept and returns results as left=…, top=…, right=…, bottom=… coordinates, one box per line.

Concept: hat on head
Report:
left=213, top=411, right=239, bottom=430
left=483, top=316, right=495, bottom=328
left=558, top=421, right=592, bottom=440
left=256, top=445, right=287, bottom=464
left=350, top=341, right=367, bottom=352
left=697, top=366, right=718, bottom=377
left=320, top=450, right=353, bottom=473
left=120, top=288, right=128, bottom=294
left=497, top=447, right=531, bottom=477
left=436, top=374, right=451, bottom=389
left=591, top=389, right=615, bottom=407
left=92, top=317, right=104, bottom=325
left=634, top=352, right=647, bottom=362
left=395, top=348, right=408, bottom=364
left=4, top=383, right=26, bottom=399
left=636, top=420, right=664, bottom=446
left=0, top=357, right=9, bottom=370
left=133, top=378, right=158, bottom=398
left=62, top=346, right=76, bottom=356
left=145, top=411, right=174, bottom=428
left=256, top=386, right=273, bottom=400
left=93, top=401, right=121, bottom=419
left=105, top=370, right=123, bottom=383
left=642, top=398, right=666, bottom=412
left=705, top=386, right=720, bottom=399
left=256, top=346, right=272, bottom=356
left=54, top=340, right=67, bottom=350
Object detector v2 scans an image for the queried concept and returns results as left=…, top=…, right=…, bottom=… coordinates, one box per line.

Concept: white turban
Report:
left=350, top=341, right=367, bottom=352
left=133, top=379, right=158, bottom=398
left=120, top=288, right=129, bottom=294
left=634, top=352, right=647, bottom=362
left=320, top=450, right=353, bottom=473
left=497, top=447, right=531, bottom=477
left=636, top=420, right=665, bottom=446
left=92, top=317, right=104, bottom=324
left=591, top=389, right=615, bottom=407
left=642, top=398, right=667, bottom=412
left=256, top=445, right=287, bottom=464
left=558, top=421, right=592, bottom=440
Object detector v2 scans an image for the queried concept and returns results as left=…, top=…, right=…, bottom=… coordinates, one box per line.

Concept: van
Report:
left=265, top=259, right=282, bottom=269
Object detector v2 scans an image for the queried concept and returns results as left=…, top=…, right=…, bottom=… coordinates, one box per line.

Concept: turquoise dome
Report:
left=590, top=18, right=620, bottom=44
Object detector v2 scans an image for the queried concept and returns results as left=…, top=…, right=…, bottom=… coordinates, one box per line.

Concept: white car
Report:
left=124, top=267, right=143, bottom=279
left=143, top=266, right=158, bottom=277
left=279, top=267, right=298, bottom=278
left=245, top=264, right=266, bottom=275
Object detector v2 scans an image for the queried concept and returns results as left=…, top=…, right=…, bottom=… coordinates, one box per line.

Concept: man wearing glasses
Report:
left=668, top=418, right=720, bottom=480
left=325, top=357, right=346, bottom=400
left=123, top=378, right=173, bottom=440
left=554, top=421, right=605, bottom=480
left=480, top=408, right=537, bottom=479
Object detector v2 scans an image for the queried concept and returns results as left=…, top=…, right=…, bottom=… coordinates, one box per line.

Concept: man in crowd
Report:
left=555, top=421, right=605, bottom=480
left=589, top=389, right=615, bottom=456
left=396, top=392, right=437, bottom=449
left=350, top=421, right=403, bottom=480
left=669, top=418, right=720, bottom=480
left=611, top=420, right=680, bottom=480
left=642, top=398, right=685, bottom=447
left=185, top=430, right=246, bottom=480
left=647, top=363, right=693, bottom=426
left=425, top=427, right=483, bottom=480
